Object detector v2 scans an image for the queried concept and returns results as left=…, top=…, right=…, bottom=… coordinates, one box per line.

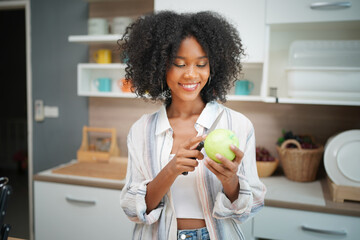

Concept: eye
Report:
left=173, top=63, right=185, bottom=68
left=197, top=63, right=208, bottom=68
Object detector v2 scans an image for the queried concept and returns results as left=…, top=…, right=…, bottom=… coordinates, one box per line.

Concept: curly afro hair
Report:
left=118, top=11, right=245, bottom=105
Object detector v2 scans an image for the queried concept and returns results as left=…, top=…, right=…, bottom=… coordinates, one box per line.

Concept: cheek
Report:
left=201, top=67, right=211, bottom=80
left=166, top=68, right=181, bottom=85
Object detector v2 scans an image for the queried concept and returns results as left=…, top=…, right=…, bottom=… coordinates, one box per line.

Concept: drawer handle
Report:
left=66, top=196, right=97, bottom=205
left=310, top=1, right=351, bottom=10
left=301, top=225, right=347, bottom=236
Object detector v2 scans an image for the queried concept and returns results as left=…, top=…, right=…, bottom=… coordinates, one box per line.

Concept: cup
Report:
left=235, top=80, right=254, bottom=95
left=117, top=78, right=132, bottom=93
left=88, top=18, right=109, bottom=35
left=111, top=17, right=133, bottom=34
left=95, top=78, right=112, bottom=92
left=94, top=49, right=112, bottom=64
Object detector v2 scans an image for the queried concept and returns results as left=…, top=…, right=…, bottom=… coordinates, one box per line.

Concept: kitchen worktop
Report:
left=34, top=160, right=360, bottom=217
left=33, top=160, right=126, bottom=190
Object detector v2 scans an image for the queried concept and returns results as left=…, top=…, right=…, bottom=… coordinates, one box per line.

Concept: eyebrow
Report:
left=174, top=56, right=208, bottom=59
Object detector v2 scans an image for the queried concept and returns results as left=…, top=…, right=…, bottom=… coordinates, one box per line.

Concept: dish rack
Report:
left=286, top=40, right=360, bottom=100
left=327, top=177, right=360, bottom=203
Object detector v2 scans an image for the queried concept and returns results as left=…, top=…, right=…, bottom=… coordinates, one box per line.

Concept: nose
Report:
left=184, top=65, right=198, bottom=79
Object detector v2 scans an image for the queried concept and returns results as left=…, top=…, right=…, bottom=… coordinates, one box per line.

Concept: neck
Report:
left=167, top=97, right=206, bottom=119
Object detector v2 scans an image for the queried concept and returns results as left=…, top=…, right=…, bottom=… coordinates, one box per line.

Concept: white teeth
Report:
left=181, top=83, right=197, bottom=89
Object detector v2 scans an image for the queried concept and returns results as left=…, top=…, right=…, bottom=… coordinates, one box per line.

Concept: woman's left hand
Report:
left=204, top=144, right=244, bottom=202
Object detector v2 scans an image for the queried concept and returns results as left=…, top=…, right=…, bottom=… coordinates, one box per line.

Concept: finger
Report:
left=204, top=157, right=228, bottom=178
left=177, top=156, right=199, bottom=167
left=179, top=149, right=204, bottom=160
left=183, top=135, right=206, bottom=149
left=230, top=144, right=244, bottom=165
left=215, top=153, right=237, bottom=171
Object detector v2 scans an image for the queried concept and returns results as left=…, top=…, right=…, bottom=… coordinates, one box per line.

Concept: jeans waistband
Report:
left=177, top=227, right=209, bottom=240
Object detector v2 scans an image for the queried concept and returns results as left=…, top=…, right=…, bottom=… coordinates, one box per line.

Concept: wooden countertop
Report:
left=34, top=160, right=126, bottom=190
left=34, top=160, right=360, bottom=217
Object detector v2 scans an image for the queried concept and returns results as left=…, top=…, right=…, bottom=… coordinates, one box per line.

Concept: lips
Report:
left=179, top=83, right=200, bottom=91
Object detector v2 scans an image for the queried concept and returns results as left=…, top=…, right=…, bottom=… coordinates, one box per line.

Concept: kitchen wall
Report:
left=31, top=0, right=89, bottom=173
left=89, top=98, right=360, bottom=160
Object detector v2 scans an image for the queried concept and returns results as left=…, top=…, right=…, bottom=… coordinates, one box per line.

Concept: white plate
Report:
left=324, top=130, right=360, bottom=187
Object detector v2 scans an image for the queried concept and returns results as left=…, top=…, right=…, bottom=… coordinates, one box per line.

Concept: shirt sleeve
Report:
left=120, top=122, right=164, bottom=225
left=212, top=122, right=266, bottom=223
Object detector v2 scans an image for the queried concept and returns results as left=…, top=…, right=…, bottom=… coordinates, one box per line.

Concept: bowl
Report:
left=256, top=158, right=279, bottom=178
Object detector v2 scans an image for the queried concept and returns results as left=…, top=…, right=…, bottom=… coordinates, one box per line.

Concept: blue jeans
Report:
left=177, top=227, right=210, bottom=240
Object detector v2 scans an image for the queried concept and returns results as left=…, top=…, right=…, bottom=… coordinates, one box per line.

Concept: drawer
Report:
left=254, top=207, right=360, bottom=240
left=266, top=0, right=360, bottom=24
left=34, top=181, right=134, bottom=240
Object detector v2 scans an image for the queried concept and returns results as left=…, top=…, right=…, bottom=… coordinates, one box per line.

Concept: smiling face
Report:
left=166, top=36, right=210, bottom=104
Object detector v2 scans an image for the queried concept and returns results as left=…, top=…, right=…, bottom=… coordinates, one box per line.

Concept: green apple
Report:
left=204, top=129, right=239, bottom=163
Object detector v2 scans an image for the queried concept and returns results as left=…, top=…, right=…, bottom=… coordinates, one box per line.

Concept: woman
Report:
left=119, top=11, right=266, bottom=240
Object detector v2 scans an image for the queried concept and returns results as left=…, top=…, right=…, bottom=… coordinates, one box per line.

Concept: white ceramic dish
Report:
left=324, top=130, right=360, bottom=187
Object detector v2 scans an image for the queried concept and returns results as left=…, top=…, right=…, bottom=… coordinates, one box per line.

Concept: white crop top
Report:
left=169, top=154, right=205, bottom=219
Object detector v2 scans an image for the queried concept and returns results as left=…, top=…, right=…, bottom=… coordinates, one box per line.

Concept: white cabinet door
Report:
left=267, top=0, right=360, bottom=24
left=34, top=181, right=134, bottom=240
left=254, top=206, right=360, bottom=240
left=154, top=0, right=266, bottom=63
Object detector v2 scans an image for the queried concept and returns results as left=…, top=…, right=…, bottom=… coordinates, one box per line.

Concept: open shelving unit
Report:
left=70, top=34, right=267, bottom=102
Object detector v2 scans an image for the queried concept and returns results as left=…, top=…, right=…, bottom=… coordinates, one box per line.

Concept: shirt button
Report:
left=180, top=234, right=187, bottom=239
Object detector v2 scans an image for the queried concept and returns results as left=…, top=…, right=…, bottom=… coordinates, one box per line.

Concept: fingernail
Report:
left=215, top=153, right=222, bottom=159
left=230, top=144, right=236, bottom=149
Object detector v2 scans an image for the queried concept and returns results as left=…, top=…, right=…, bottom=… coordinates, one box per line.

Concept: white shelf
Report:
left=278, top=97, right=360, bottom=106
left=78, top=63, right=126, bottom=69
left=68, top=34, right=123, bottom=43
left=227, top=95, right=266, bottom=102
left=78, top=91, right=136, bottom=98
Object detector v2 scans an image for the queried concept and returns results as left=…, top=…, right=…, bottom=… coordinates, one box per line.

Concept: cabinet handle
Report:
left=66, top=196, right=97, bottom=205
left=301, top=225, right=347, bottom=236
left=310, top=1, right=351, bottom=10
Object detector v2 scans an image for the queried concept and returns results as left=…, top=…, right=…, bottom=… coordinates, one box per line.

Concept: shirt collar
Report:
left=155, top=101, right=224, bottom=135
left=155, top=104, right=172, bottom=135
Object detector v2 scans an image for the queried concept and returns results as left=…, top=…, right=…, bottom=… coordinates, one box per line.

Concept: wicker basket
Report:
left=276, top=139, right=324, bottom=182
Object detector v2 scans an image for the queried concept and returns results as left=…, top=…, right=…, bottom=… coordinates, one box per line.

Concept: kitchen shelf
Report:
left=68, top=34, right=123, bottom=44
left=262, top=20, right=360, bottom=107
left=277, top=97, right=360, bottom=106
left=77, top=63, right=128, bottom=96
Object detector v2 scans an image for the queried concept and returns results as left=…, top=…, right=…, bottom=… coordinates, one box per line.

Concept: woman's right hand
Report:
left=169, top=135, right=206, bottom=175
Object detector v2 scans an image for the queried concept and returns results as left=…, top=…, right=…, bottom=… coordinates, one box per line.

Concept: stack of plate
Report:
left=324, top=130, right=360, bottom=187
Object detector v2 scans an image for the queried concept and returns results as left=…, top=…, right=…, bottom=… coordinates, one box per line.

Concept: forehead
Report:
left=175, top=36, right=207, bottom=58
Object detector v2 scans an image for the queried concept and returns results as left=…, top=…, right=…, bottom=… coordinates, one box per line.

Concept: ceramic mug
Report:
left=111, top=17, right=133, bottom=34
left=235, top=80, right=254, bottom=95
left=95, top=77, right=112, bottom=92
left=88, top=18, right=109, bottom=35
left=117, top=78, right=132, bottom=93
left=94, top=49, right=112, bottom=64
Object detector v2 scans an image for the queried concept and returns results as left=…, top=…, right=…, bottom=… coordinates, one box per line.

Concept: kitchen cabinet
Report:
left=254, top=206, right=360, bottom=240
left=70, top=0, right=267, bottom=101
left=71, top=1, right=360, bottom=104
left=69, top=35, right=266, bottom=101
left=262, top=0, right=360, bottom=106
left=34, top=181, right=134, bottom=240
left=266, top=0, right=360, bottom=24
left=155, top=0, right=266, bottom=64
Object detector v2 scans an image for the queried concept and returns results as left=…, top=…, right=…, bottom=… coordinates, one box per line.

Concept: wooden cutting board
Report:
left=52, top=160, right=127, bottom=180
